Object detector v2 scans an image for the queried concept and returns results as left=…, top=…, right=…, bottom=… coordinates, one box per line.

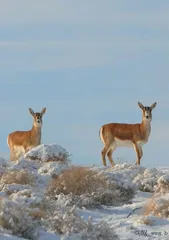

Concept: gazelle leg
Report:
left=10, top=147, right=15, bottom=161
left=101, top=145, right=112, bottom=166
left=107, top=144, right=117, bottom=167
left=101, top=142, right=116, bottom=167
left=101, top=147, right=108, bottom=166
left=133, top=143, right=143, bottom=165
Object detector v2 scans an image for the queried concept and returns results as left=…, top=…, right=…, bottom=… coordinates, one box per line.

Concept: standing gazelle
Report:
left=99, top=102, right=157, bottom=167
left=7, top=107, right=46, bottom=161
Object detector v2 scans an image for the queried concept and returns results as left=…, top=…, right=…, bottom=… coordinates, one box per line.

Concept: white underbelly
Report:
left=114, top=138, right=133, bottom=147
left=114, top=138, right=146, bottom=148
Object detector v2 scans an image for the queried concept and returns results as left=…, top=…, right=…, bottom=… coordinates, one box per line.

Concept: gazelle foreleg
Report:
left=133, top=143, right=143, bottom=165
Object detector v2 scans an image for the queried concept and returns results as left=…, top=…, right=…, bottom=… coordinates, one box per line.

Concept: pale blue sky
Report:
left=0, top=0, right=169, bottom=167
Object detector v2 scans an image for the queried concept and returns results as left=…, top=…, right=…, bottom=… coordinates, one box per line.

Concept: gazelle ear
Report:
left=150, top=102, right=157, bottom=110
left=41, top=107, right=46, bottom=116
left=138, top=102, right=144, bottom=110
left=29, top=108, right=34, bottom=116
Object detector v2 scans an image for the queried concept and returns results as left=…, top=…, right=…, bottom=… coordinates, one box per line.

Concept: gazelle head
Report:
left=29, top=107, right=46, bottom=127
left=138, top=102, right=157, bottom=122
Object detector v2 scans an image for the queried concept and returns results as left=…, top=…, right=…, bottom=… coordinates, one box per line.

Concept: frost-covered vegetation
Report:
left=47, top=165, right=135, bottom=208
left=143, top=174, right=169, bottom=219
left=0, top=144, right=169, bottom=240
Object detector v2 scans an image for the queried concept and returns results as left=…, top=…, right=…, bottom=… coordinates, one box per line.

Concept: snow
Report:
left=0, top=144, right=169, bottom=239
left=24, top=144, right=70, bottom=163
left=157, top=174, right=169, bottom=184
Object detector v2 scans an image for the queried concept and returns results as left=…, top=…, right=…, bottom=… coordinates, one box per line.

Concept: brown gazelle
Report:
left=99, top=102, right=157, bottom=167
left=7, top=107, right=46, bottom=161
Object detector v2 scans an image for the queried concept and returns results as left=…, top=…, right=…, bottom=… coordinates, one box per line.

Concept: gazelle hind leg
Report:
left=101, top=146, right=108, bottom=166
left=107, top=143, right=117, bottom=167
left=101, top=141, right=115, bottom=166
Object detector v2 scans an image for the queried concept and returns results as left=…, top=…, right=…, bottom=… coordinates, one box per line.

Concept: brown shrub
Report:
left=0, top=215, right=11, bottom=229
left=29, top=208, right=45, bottom=220
left=137, top=216, right=154, bottom=226
left=143, top=198, right=156, bottom=216
left=46, top=166, right=135, bottom=207
left=143, top=197, right=169, bottom=218
left=47, top=166, right=108, bottom=196
left=142, top=174, right=169, bottom=219
left=154, top=176, right=169, bottom=197
left=0, top=169, right=35, bottom=186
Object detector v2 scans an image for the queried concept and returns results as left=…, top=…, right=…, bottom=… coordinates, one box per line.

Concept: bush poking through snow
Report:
left=47, top=166, right=108, bottom=196
left=77, top=220, right=120, bottom=240
left=0, top=199, right=38, bottom=239
left=154, top=174, right=169, bottom=196
left=29, top=208, right=46, bottom=220
left=137, top=216, right=154, bottom=226
left=47, top=205, right=86, bottom=235
left=143, top=175, right=169, bottom=219
left=67, top=219, right=120, bottom=240
left=46, top=205, right=119, bottom=239
left=47, top=166, right=135, bottom=207
left=143, top=195, right=169, bottom=218
left=133, top=168, right=163, bottom=193
left=0, top=169, right=35, bottom=186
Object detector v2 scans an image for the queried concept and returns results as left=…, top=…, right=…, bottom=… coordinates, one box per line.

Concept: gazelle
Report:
left=7, top=107, right=46, bottom=161
left=99, top=102, right=157, bottom=167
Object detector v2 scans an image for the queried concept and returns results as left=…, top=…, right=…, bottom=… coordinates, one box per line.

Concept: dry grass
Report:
left=154, top=180, right=169, bottom=197
left=46, top=166, right=135, bottom=207
left=142, top=175, right=169, bottom=219
left=0, top=199, right=38, bottom=239
left=143, top=198, right=156, bottom=216
left=0, top=169, right=35, bottom=186
left=0, top=216, right=11, bottom=229
left=143, top=197, right=169, bottom=218
left=157, top=201, right=169, bottom=218
left=29, top=208, right=45, bottom=220
left=47, top=166, right=108, bottom=196
left=138, top=216, right=154, bottom=226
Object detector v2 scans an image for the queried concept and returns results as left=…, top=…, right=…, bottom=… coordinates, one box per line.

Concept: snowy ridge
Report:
left=0, top=144, right=169, bottom=239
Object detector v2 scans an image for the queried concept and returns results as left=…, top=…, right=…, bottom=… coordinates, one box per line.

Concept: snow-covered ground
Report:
left=0, top=144, right=169, bottom=240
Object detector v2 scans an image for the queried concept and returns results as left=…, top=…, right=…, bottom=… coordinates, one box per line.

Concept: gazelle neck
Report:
left=31, top=123, right=42, bottom=145
left=141, top=117, right=151, bottom=140
left=33, top=125, right=42, bottom=132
